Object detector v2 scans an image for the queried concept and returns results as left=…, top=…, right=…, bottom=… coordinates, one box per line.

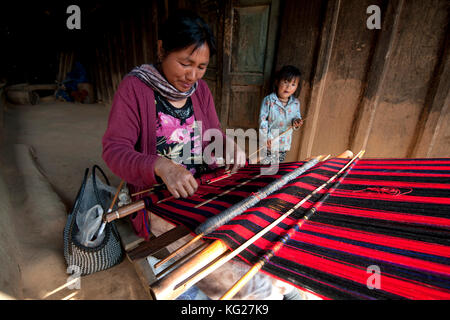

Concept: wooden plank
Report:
left=295, top=0, right=382, bottom=157
left=106, top=33, right=119, bottom=94
left=182, top=0, right=222, bottom=115
left=115, top=216, right=176, bottom=300
left=140, top=9, right=149, bottom=64
left=361, top=0, right=448, bottom=157
left=119, top=20, right=129, bottom=75
left=130, top=15, right=138, bottom=67
left=94, top=48, right=104, bottom=103
left=112, top=19, right=124, bottom=83
left=262, top=0, right=280, bottom=96
left=57, top=51, right=64, bottom=83
left=116, top=219, right=145, bottom=251
left=349, top=0, right=404, bottom=153
left=127, top=224, right=191, bottom=261
left=132, top=258, right=157, bottom=299
left=274, top=0, right=326, bottom=162
left=103, top=32, right=115, bottom=104
left=219, top=0, right=232, bottom=127
left=409, top=27, right=450, bottom=157
left=298, top=0, right=341, bottom=159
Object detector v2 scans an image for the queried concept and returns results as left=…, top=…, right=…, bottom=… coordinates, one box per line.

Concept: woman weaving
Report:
left=102, top=10, right=300, bottom=300
left=103, top=10, right=245, bottom=239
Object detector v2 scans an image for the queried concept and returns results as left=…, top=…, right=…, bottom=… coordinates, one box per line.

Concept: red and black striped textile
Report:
left=144, top=158, right=450, bottom=300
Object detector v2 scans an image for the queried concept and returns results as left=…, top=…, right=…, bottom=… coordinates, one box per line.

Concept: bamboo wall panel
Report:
left=75, top=3, right=159, bottom=105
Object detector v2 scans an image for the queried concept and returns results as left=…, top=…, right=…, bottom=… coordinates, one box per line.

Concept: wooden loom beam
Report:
left=128, top=224, right=191, bottom=261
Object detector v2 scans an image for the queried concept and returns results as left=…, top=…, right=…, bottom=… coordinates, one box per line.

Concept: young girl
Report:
left=259, top=65, right=303, bottom=164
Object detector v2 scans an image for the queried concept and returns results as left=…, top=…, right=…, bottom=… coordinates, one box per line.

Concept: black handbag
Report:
left=63, top=165, right=124, bottom=276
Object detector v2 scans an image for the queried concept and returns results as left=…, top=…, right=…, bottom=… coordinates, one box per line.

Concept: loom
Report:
left=105, top=151, right=450, bottom=300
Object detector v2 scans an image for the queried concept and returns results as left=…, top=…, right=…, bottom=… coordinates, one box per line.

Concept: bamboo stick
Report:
left=104, top=199, right=145, bottom=223
left=154, top=233, right=204, bottom=269
left=155, top=242, right=210, bottom=279
left=150, top=239, right=229, bottom=300
left=248, top=126, right=293, bottom=161
left=130, top=183, right=164, bottom=197
left=249, top=118, right=306, bottom=163
left=97, top=180, right=125, bottom=236
left=109, top=180, right=124, bottom=212
left=194, top=173, right=262, bottom=208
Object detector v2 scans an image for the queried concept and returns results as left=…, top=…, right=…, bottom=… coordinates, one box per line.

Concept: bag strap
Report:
left=66, top=167, right=90, bottom=255
left=69, top=168, right=90, bottom=216
left=91, top=164, right=111, bottom=212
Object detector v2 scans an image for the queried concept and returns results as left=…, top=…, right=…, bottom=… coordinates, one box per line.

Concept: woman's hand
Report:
left=154, top=157, right=198, bottom=198
left=232, top=143, right=246, bottom=173
left=224, top=137, right=246, bottom=173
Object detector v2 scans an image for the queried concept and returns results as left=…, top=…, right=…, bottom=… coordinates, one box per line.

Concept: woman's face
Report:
left=159, top=42, right=210, bottom=92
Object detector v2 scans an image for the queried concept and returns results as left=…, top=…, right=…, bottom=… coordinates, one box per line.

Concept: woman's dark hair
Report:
left=159, top=10, right=217, bottom=57
left=273, top=65, right=302, bottom=92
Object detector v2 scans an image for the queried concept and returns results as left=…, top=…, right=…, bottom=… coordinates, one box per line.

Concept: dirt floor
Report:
left=0, top=100, right=149, bottom=300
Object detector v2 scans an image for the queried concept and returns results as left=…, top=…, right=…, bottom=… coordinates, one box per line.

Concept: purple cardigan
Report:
left=102, top=75, right=223, bottom=192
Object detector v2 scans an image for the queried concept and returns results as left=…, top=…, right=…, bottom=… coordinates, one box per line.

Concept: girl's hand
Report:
left=224, top=138, right=246, bottom=173
left=154, top=157, right=198, bottom=198
left=267, top=139, right=272, bottom=150
left=292, top=118, right=304, bottom=129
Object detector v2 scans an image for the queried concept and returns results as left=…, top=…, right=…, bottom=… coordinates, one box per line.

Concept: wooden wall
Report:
left=82, top=0, right=221, bottom=106
left=83, top=3, right=160, bottom=104
left=276, top=0, right=449, bottom=160
left=52, top=0, right=448, bottom=159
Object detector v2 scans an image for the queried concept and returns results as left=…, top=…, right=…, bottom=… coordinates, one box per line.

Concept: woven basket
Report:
left=63, top=166, right=124, bottom=276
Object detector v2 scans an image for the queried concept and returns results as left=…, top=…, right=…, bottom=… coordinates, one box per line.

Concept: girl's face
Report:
left=159, top=42, right=210, bottom=92
left=276, top=77, right=299, bottom=101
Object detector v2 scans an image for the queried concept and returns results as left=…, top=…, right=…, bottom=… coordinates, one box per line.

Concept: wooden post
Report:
left=298, top=0, right=341, bottom=160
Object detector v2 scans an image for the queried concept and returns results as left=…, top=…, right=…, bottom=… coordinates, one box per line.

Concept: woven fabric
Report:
left=145, top=162, right=307, bottom=230
left=143, top=159, right=450, bottom=299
